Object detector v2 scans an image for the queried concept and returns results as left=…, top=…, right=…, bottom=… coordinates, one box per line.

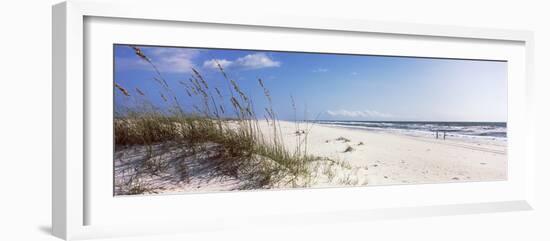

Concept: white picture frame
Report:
left=52, top=0, right=535, bottom=240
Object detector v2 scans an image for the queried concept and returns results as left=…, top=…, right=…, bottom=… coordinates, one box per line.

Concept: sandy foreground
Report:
left=114, top=120, right=507, bottom=195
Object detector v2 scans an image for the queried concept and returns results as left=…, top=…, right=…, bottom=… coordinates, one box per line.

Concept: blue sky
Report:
left=114, top=44, right=507, bottom=122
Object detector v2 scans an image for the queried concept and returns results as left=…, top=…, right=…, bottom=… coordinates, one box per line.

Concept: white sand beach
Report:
left=114, top=120, right=506, bottom=195
left=268, top=121, right=507, bottom=186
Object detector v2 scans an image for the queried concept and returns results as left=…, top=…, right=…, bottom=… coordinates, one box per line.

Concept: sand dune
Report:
left=114, top=120, right=507, bottom=195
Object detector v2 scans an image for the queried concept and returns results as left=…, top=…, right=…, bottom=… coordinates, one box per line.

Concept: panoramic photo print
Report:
left=113, top=44, right=507, bottom=195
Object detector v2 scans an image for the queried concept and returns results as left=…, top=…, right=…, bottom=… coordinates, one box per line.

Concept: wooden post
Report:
left=443, top=131, right=446, bottom=140
left=436, top=131, right=439, bottom=139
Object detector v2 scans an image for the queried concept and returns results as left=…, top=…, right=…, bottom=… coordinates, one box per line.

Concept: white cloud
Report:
left=203, top=53, right=280, bottom=70
left=351, top=72, right=358, bottom=76
left=117, top=46, right=199, bottom=73
left=313, top=68, right=328, bottom=73
left=326, top=109, right=392, bottom=119
left=234, top=53, right=280, bottom=69
left=203, top=59, right=233, bottom=69
left=147, top=47, right=198, bottom=73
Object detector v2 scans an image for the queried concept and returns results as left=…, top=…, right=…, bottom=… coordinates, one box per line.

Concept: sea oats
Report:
left=214, top=87, right=223, bottom=98
left=130, top=46, right=150, bottom=62
left=135, top=88, right=145, bottom=96
left=114, top=82, right=130, bottom=96
left=129, top=45, right=165, bottom=82
left=192, top=68, right=209, bottom=89
left=215, top=60, right=230, bottom=80
left=230, top=96, right=243, bottom=111
left=258, top=78, right=272, bottom=103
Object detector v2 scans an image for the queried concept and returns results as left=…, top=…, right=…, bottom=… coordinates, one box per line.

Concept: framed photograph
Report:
left=52, top=0, right=535, bottom=240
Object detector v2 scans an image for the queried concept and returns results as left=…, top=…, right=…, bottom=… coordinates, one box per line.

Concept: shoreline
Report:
left=318, top=123, right=507, bottom=141
left=315, top=122, right=507, bottom=151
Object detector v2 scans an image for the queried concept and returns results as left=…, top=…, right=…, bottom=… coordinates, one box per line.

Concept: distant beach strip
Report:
left=315, top=120, right=507, bottom=141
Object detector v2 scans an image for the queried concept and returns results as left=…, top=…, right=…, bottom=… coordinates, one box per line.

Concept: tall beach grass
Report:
left=114, top=46, right=324, bottom=193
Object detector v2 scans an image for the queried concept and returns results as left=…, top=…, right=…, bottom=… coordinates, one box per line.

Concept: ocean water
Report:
left=315, top=120, right=507, bottom=140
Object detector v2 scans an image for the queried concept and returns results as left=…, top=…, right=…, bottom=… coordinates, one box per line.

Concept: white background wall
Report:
left=1, top=0, right=548, bottom=240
